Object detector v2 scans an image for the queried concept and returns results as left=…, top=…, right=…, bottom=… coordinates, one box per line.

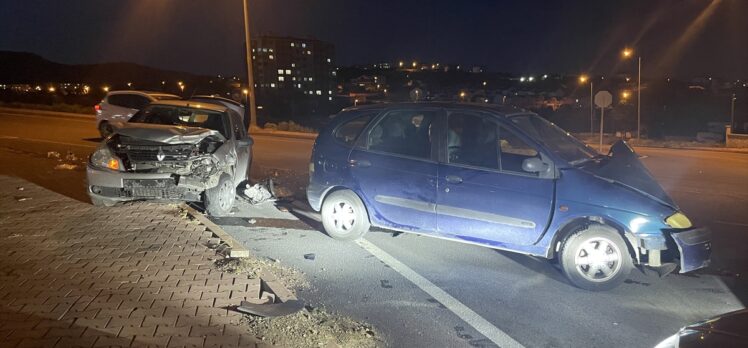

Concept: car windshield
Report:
left=129, top=105, right=229, bottom=138
left=509, top=114, right=598, bottom=164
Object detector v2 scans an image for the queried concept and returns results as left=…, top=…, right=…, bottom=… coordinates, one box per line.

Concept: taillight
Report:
left=94, top=104, right=101, bottom=112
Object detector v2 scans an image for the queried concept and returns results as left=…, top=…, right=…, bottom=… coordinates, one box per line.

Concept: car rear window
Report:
left=334, top=114, right=374, bottom=145
left=129, top=105, right=229, bottom=138
left=152, top=95, right=181, bottom=101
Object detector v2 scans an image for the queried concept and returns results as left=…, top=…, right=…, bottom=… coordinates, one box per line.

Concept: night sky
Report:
left=1, top=0, right=746, bottom=79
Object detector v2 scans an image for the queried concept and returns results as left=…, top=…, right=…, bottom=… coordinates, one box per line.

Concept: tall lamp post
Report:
left=731, top=94, right=737, bottom=130
left=579, top=75, right=593, bottom=134
left=242, top=0, right=258, bottom=129
left=622, top=48, right=641, bottom=139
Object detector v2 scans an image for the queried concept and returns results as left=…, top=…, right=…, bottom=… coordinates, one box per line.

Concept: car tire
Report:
left=98, top=121, right=113, bottom=138
left=204, top=174, right=235, bottom=217
left=321, top=190, right=370, bottom=241
left=90, top=196, right=117, bottom=207
left=559, top=224, right=632, bottom=291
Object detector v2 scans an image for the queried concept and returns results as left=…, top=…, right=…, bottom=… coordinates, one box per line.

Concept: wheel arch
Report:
left=548, top=216, right=639, bottom=263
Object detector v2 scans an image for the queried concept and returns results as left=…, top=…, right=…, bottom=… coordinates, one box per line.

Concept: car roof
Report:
left=107, top=90, right=181, bottom=98
left=341, top=102, right=531, bottom=117
left=190, top=95, right=244, bottom=108
left=149, top=99, right=228, bottom=113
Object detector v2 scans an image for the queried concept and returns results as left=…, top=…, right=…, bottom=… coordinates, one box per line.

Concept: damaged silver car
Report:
left=86, top=100, right=252, bottom=216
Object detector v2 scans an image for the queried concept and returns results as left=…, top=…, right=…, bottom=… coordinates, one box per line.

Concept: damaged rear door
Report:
left=348, top=108, right=441, bottom=233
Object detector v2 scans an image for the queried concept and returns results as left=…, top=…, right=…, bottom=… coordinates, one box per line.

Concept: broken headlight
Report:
left=665, top=212, right=692, bottom=229
left=90, top=143, right=123, bottom=171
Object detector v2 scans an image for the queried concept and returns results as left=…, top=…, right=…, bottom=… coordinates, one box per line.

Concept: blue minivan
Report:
left=307, top=103, right=711, bottom=290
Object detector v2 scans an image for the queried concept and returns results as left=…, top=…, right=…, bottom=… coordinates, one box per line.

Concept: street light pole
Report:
left=590, top=81, right=594, bottom=135
left=637, top=56, right=641, bottom=140
left=242, top=0, right=258, bottom=130
left=731, top=93, right=736, bottom=130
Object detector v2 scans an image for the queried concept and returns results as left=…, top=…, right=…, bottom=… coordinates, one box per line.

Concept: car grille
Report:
left=118, top=144, right=195, bottom=162
left=123, top=179, right=184, bottom=199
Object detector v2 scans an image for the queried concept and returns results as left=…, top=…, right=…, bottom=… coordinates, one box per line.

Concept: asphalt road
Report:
left=1, top=109, right=746, bottom=347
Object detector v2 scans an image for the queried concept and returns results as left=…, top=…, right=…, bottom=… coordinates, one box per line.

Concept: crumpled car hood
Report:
left=584, top=140, right=678, bottom=209
left=111, top=122, right=225, bottom=144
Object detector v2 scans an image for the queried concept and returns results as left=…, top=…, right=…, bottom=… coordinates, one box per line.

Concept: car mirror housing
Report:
left=522, top=157, right=548, bottom=173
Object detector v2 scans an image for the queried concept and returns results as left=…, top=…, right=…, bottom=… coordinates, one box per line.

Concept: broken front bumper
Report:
left=86, top=165, right=203, bottom=202
left=670, top=227, right=711, bottom=273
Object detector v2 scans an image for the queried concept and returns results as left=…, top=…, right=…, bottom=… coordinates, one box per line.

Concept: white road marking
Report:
left=0, top=135, right=96, bottom=148
left=356, top=238, right=525, bottom=348
left=713, top=220, right=748, bottom=227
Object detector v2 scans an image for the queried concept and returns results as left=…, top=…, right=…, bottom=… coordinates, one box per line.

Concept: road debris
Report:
left=54, top=163, right=78, bottom=170
left=303, top=253, right=315, bottom=261
left=16, top=187, right=24, bottom=191
left=248, top=218, right=257, bottom=224
left=214, top=257, right=309, bottom=290
left=14, top=196, right=31, bottom=202
left=65, top=151, right=78, bottom=161
left=244, top=181, right=275, bottom=204
left=242, top=305, right=382, bottom=348
left=237, top=299, right=305, bottom=317
left=46, top=151, right=60, bottom=159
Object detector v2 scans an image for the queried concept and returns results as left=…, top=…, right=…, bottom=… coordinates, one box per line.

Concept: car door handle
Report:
left=348, top=159, right=371, bottom=168
left=445, top=175, right=463, bottom=184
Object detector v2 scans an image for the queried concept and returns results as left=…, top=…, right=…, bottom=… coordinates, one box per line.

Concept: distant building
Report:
left=251, top=36, right=335, bottom=99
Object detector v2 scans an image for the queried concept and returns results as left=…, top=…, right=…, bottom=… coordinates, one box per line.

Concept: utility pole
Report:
left=637, top=56, right=642, bottom=140
left=242, top=0, right=258, bottom=130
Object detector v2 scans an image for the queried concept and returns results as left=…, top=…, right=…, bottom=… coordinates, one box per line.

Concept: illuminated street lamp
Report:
left=48, top=86, right=56, bottom=93
left=579, top=75, right=594, bottom=134
left=398, top=61, right=404, bottom=68
left=459, top=91, right=466, bottom=101
left=102, top=86, right=110, bottom=92
left=411, top=61, right=417, bottom=68
left=622, top=48, right=642, bottom=139
left=621, top=90, right=631, bottom=100
left=127, top=82, right=132, bottom=88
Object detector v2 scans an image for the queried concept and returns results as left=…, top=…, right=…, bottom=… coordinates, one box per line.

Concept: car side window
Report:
left=131, top=95, right=150, bottom=110
left=367, top=110, right=437, bottom=159
left=499, top=127, right=539, bottom=175
left=107, top=94, right=127, bottom=108
left=334, top=114, right=373, bottom=145
left=447, top=112, right=499, bottom=170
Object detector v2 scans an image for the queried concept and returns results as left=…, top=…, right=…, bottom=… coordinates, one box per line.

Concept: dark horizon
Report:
left=1, top=0, right=746, bottom=79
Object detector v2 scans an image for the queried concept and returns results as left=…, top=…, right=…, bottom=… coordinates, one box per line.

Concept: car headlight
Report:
left=90, top=144, right=123, bottom=171
left=654, top=333, right=680, bottom=348
left=665, top=212, right=692, bottom=229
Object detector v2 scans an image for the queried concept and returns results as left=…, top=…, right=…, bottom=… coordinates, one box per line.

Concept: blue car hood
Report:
left=584, top=140, right=678, bottom=210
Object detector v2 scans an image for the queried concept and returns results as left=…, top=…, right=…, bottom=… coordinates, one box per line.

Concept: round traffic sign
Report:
left=594, top=91, right=613, bottom=108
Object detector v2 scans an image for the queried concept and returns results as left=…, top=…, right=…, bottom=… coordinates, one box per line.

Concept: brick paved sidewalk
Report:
left=0, top=176, right=266, bottom=347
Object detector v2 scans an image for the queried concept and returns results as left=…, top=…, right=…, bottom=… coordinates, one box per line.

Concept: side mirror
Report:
left=522, top=157, right=548, bottom=173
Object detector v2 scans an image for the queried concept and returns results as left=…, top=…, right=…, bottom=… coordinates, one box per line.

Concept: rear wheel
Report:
left=321, top=190, right=370, bottom=241
left=559, top=224, right=632, bottom=291
left=204, top=174, right=235, bottom=217
left=98, top=121, right=113, bottom=138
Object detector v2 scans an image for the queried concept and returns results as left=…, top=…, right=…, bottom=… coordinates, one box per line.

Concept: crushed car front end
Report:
left=87, top=132, right=229, bottom=204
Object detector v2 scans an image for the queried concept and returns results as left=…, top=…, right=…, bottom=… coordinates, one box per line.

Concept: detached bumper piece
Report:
left=670, top=228, right=711, bottom=273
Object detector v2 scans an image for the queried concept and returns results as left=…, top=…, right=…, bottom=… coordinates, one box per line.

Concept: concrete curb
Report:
left=180, top=203, right=250, bottom=258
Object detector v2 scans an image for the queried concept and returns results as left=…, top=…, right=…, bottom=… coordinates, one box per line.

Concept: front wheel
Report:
left=559, top=224, right=632, bottom=291
left=204, top=174, right=235, bottom=217
left=321, top=190, right=370, bottom=241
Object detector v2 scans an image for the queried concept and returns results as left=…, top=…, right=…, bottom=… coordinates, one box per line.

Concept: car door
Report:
left=436, top=110, right=555, bottom=246
left=347, top=108, right=441, bottom=233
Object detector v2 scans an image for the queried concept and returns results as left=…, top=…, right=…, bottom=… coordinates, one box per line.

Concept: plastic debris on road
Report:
left=303, top=253, right=315, bottom=261
left=54, top=163, right=78, bottom=170
left=244, top=180, right=275, bottom=204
